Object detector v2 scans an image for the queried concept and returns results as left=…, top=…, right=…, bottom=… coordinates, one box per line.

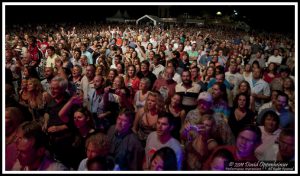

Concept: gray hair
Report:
left=51, top=76, right=68, bottom=91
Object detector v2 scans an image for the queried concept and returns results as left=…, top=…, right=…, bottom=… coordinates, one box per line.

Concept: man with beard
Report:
left=41, top=67, right=55, bottom=95
left=175, top=69, right=201, bottom=113
left=152, top=66, right=177, bottom=103
left=12, top=121, right=67, bottom=170
left=107, top=109, right=144, bottom=170
left=145, top=112, right=183, bottom=170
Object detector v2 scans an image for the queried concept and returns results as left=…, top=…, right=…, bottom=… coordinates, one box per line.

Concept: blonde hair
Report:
left=144, top=91, right=165, bottom=113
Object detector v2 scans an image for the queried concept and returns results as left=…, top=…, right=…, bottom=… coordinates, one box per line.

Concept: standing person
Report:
left=46, top=46, right=58, bottom=68
left=228, top=93, right=255, bottom=138
left=255, top=111, right=281, bottom=160
left=107, top=109, right=144, bottom=170
left=145, top=112, right=184, bottom=170
left=152, top=66, right=177, bottom=103
left=247, top=67, right=270, bottom=113
left=124, top=64, right=140, bottom=103
left=12, top=121, right=68, bottom=171
left=210, top=82, right=231, bottom=121
left=175, top=69, right=201, bottom=113
left=27, top=78, right=46, bottom=121
left=80, top=64, right=96, bottom=107
left=136, top=60, right=157, bottom=89
left=133, top=77, right=151, bottom=112
left=42, top=76, right=75, bottom=169
left=41, top=67, right=55, bottom=95
left=133, top=91, right=165, bottom=146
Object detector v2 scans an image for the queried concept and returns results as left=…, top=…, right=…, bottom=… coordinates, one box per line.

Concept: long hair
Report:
left=150, top=147, right=178, bottom=170
left=144, top=91, right=165, bottom=113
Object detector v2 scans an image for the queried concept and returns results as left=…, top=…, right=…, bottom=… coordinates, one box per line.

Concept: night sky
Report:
left=5, top=4, right=295, bottom=34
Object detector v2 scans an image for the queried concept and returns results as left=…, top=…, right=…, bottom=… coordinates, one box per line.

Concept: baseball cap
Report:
left=197, top=92, right=213, bottom=103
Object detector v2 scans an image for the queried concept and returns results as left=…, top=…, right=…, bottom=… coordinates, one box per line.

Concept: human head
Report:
left=164, top=66, right=175, bottom=81
left=50, top=76, right=68, bottom=99
left=210, top=148, right=234, bottom=171
left=115, top=109, right=135, bottom=134
left=212, top=82, right=227, bottom=101
left=278, top=128, right=295, bottom=161
left=86, top=64, right=96, bottom=80
left=156, top=112, right=174, bottom=137
left=74, top=107, right=94, bottom=130
left=139, top=77, right=151, bottom=91
left=181, top=69, right=192, bottom=85
left=85, top=132, right=111, bottom=159
left=252, top=67, right=262, bottom=79
left=27, top=78, right=43, bottom=93
left=150, top=147, right=178, bottom=171
left=141, top=60, right=150, bottom=73
left=261, top=110, right=280, bottom=133
left=15, top=121, right=48, bottom=168
left=236, top=125, right=262, bottom=158
left=86, top=156, right=111, bottom=171
left=145, top=91, right=165, bottom=113
left=275, top=92, right=288, bottom=111
left=238, top=80, right=251, bottom=96
left=233, top=93, right=250, bottom=109
left=197, top=92, right=213, bottom=114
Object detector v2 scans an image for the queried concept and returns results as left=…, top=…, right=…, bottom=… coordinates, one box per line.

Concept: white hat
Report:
left=197, top=92, right=213, bottom=103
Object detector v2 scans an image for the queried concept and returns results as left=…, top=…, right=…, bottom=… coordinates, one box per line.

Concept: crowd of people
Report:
left=5, top=21, right=295, bottom=171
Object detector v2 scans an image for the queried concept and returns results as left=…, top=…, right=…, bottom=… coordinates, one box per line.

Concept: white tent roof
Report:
left=136, top=14, right=161, bottom=26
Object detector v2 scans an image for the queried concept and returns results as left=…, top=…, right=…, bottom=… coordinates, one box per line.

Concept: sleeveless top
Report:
left=137, top=112, right=156, bottom=142
left=134, top=91, right=148, bottom=110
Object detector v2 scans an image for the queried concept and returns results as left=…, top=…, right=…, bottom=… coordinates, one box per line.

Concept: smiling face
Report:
left=74, top=111, right=88, bottom=129
left=150, top=155, right=164, bottom=171
left=236, top=130, right=257, bottom=157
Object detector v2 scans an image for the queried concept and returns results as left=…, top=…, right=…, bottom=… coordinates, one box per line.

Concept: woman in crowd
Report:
left=199, top=66, right=215, bottom=92
left=228, top=92, right=255, bottom=138
left=282, top=77, right=295, bottom=112
left=133, top=91, right=165, bottom=147
left=133, top=77, right=151, bottom=112
left=263, top=62, right=278, bottom=83
left=149, top=147, right=178, bottom=171
left=165, top=93, right=186, bottom=141
left=124, top=64, right=140, bottom=103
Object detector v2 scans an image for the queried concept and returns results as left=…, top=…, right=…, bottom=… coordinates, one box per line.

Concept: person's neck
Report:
left=141, top=89, right=148, bottom=94
left=27, top=156, right=43, bottom=170
left=238, top=107, right=246, bottom=113
left=171, top=104, right=180, bottom=112
left=149, top=109, right=157, bottom=116
left=96, top=88, right=103, bottom=94
left=183, top=82, right=192, bottom=89
left=55, top=95, right=64, bottom=103
left=79, top=126, right=91, bottom=137
left=158, top=134, right=172, bottom=144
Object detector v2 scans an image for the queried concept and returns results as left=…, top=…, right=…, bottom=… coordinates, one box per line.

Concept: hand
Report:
left=47, top=126, right=59, bottom=133
left=71, top=94, right=83, bottom=105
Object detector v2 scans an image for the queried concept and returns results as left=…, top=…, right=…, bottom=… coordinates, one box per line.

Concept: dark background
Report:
left=5, top=4, right=295, bottom=34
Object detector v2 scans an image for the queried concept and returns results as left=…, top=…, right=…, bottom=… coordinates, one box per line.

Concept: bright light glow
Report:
left=216, top=11, right=222, bottom=15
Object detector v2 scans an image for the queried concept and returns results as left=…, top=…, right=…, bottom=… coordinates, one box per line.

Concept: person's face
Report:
left=278, top=135, right=295, bottom=160
left=212, top=84, right=221, bottom=99
left=150, top=155, right=164, bottom=171
left=283, top=78, right=293, bottom=89
left=74, top=51, right=81, bottom=59
left=115, top=114, right=131, bottom=134
left=86, top=66, right=95, bottom=79
left=108, top=71, right=116, bottom=81
left=171, top=94, right=181, bottom=106
left=271, top=91, right=279, bottom=102
left=275, top=95, right=287, bottom=111
left=190, top=68, right=198, bottom=78
left=197, top=100, right=212, bottom=114
left=15, top=129, right=39, bottom=167
left=239, top=83, right=248, bottom=93
left=23, top=68, right=29, bottom=77
left=268, top=63, right=275, bottom=71
left=229, top=64, right=237, bottom=73
left=181, top=71, right=191, bottom=84
left=86, top=143, right=103, bottom=160
left=80, top=57, right=87, bottom=66
left=113, top=77, right=122, bottom=89
left=141, top=63, right=148, bottom=72
left=127, top=66, right=135, bottom=77
left=27, top=80, right=35, bottom=92
left=264, top=115, right=278, bottom=133
left=44, top=67, right=53, bottom=79
left=236, top=130, right=257, bottom=157
left=147, top=95, right=157, bottom=110
left=139, top=80, right=147, bottom=90
left=74, top=111, right=88, bottom=129
left=50, top=80, right=63, bottom=99
left=72, top=66, right=81, bottom=77
left=165, top=68, right=174, bottom=80
left=237, top=95, right=247, bottom=108
left=116, top=64, right=123, bottom=73
left=253, top=68, right=261, bottom=79
left=94, top=76, right=103, bottom=89
left=210, top=156, right=226, bottom=171
left=215, top=74, right=224, bottom=83
left=280, top=71, right=289, bottom=78
left=47, top=49, right=53, bottom=56
left=156, top=117, right=171, bottom=137
left=149, top=52, right=155, bottom=59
